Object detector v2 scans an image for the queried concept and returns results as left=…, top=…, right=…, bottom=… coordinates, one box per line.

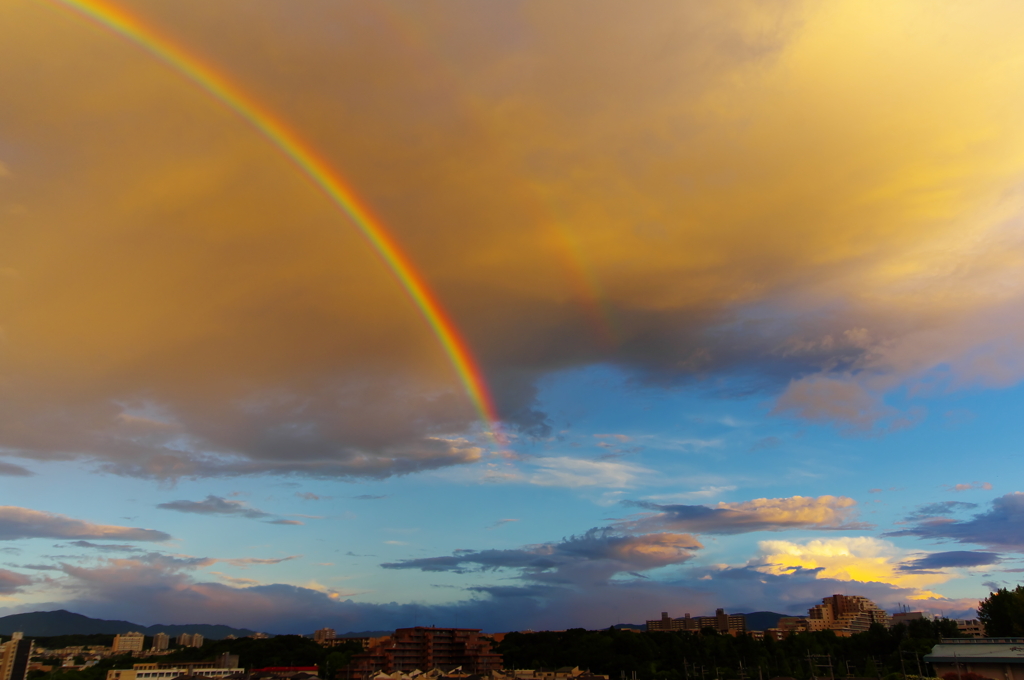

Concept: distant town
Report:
left=1, top=591, right=1020, bottom=680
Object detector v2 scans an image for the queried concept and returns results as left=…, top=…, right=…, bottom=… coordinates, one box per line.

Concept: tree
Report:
left=977, top=585, right=1024, bottom=636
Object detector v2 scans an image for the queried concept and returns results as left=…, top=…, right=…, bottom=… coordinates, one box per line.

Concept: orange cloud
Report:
left=0, top=1, right=1023, bottom=476
left=623, top=495, right=867, bottom=534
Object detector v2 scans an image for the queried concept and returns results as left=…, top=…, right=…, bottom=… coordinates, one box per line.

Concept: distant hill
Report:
left=0, top=610, right=256, bottom=639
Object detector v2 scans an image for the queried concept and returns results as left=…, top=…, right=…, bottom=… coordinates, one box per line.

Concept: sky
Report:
left=1, top=0, right=1024, bottom=634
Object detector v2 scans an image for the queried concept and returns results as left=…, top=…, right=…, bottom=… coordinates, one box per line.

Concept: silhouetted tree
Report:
left=978, top=585, right=1024, bottom=636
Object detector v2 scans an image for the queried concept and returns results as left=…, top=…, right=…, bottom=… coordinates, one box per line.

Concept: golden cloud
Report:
left=1, top=1, right=1023, bottom=475
left=757, top=537, right=949, bottom=594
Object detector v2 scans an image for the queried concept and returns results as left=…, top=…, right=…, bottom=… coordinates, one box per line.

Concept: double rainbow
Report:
left=48, top=0, right=503, bottom=441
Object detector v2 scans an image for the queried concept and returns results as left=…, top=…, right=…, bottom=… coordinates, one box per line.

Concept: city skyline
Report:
left=1, top=0, right=1024, bottom=633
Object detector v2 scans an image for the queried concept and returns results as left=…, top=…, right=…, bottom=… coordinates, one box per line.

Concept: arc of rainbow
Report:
left=47, top=0, right=504, bottom=443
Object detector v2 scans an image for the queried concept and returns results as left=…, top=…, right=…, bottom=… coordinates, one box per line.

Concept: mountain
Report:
left=0, top=610, right=256, bottom=639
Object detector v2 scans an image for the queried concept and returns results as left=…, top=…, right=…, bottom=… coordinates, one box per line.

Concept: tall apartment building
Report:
left=0, top=633, right=33, bottom=680
left=113, top=633, right=146, bottom=654
left=646, top=610, right=746, bottom=634
left=175, top=634, right=204, bottom=648
left=313, top=628, right=337, bottom=644
left=151, top=633, right=169, bottom=652
left=804, top=594, right=890, bottom=635
left=343, top=627, right=502, bottom=680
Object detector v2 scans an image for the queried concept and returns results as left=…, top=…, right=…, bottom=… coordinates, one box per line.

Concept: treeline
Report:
left=497, top=619, right=962, bottom=680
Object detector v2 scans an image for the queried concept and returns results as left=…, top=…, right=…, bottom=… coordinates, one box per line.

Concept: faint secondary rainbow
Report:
left=48, top=0, right=504, bottom=442
left=371, top=4, right=621, bottom=348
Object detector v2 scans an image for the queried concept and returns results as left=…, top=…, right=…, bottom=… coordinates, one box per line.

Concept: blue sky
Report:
left=1, top=0, right=1024, bottom=633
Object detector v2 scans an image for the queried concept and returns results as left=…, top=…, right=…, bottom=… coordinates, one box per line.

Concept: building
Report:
left=176, top=634, right=204, bottom=649
left=314, top=629, right=337, bottom=644
left=645, top=610, right=746, bottom=634
left=151, top=634, right=169, bottom=652
left=113, top=633, right=146, bottom=654
left=925, top=637, right=1024, bottom=680
left=956, top=619, right=986, bottom=638
left=342, top=627, right=502, bottom=680
left=0, top=633, right=33, bottom=680
left=106, top=661, right=243, bottom=680
left=805, top=594, right=890, bottom=635
left=890, top=612, right=925, bottom=628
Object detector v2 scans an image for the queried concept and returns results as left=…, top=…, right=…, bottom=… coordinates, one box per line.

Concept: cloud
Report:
left=220, top=556, right=301, bottom=568
left=0, top=462, right=33, bottom=477
left=296, top=492, right=329, bottom=501
left=39, top=540, right=984, bottom=633
left=772, top=377, right=924, bottom=434
left=382, top=528, right=702, bottom=583
left=352, top=495, right=388, bottom=501
left=755, top=537, right=956, bottom=592
left=64, top=541, right=145, bottom=553
left=157, top=495, right=269, bottom=519
left=945, top=482, right=993, bottom=492
left=897, top=551, right=1001, bottom=574
left=0, top=507, right=169, bottom=542
left=621, top=495, right=869, bottom=534
left=528, top=458, right=651, bottom=488
left=906, top=501, right=979, bottom=520
left=267, top=520, right=303, bottom=526
left=0, top=569, right=31, bottom=594
left=0, top=1, right=1022, bottom=477
left=487, top=519, right=519, bottom=530
left=885, top=492, right=1024, bottom=551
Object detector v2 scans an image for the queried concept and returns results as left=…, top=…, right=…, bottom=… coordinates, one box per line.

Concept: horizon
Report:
left=1, top=0, right=1022, bottom=635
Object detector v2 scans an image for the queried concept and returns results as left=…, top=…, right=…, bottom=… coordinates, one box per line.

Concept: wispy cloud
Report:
left=157, top=495, right=269, bottom=519
left=620, top=495, right=870, bottom=534
left=528, top=457, right=651, bottom=488
left=487, top=519, right=519, bottom=530
left=944, top=481, right=993, bottom=493
left=0, top=506, right=169, bottom=542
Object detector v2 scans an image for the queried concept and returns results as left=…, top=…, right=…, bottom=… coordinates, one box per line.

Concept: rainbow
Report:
left=47, top=0, right=504, bottom=441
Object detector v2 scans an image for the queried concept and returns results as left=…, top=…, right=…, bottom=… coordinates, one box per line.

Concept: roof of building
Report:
left=925, top=639, right=1024, bottom=664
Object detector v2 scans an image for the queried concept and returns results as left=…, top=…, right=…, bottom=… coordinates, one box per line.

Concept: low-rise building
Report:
left=956, top=620, right=986, bottom=638
left=342, top=627, right=501, bottom=680
left=107, top=662, right=243, bottom=680
left=924, top=637, right=1024, bottom=680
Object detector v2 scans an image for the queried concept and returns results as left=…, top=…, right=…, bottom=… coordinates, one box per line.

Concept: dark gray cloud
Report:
left=157, top=495, right=269, bottom=519
left=907, top=501, right=979, bottom=520
left=897, top=551, right=1001, bottom=574
left=0, top=506, right=169, bottom=542
left=0, top=461, right=33, bottom=477
left=383, top=528, right=702, bottom=584
left=620, top=495, right=869, bottom=535
left=885, top=492, right=1024, bottom=551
